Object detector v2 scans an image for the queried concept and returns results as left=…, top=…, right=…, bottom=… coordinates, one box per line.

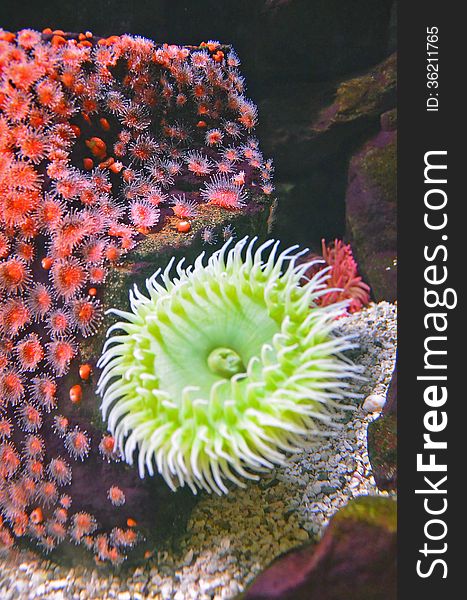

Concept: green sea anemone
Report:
left=97, top=237, right=360, bottom=495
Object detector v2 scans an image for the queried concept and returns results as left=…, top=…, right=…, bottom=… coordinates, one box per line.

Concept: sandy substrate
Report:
left=0, top=301, right=397, bottom=600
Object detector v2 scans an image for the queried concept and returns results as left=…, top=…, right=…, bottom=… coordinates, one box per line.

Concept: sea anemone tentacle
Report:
left=97, top=237, right=362, bottom=495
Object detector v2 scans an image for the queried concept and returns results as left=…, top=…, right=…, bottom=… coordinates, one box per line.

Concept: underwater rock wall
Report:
left=345, top=107, right=397, bottom=303
left=1, top=1, right=394, bottom=88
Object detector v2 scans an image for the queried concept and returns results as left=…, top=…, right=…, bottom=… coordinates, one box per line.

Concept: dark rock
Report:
left=241, top=495, right=397, bottom=600
left=381, top=108, right=397, bottom=132
left=271, top=170, right=347, bottom=249
left=258, top=53, right=397, bottom=178
left=312, top=54, right=397, bottom=133
left=345, top=108, right=397, bottom=302
left=387, top=1, right=397, bottom=54
left=367, top=414, right=397, bottom=493
left=258, top=53, right=396, bottom=252
left=0, top=1, right=395, bottom=89
left=367, top=366, right=397, bottom=491
left=238, top=0, right=394, bottom=90
left=382, top=365, right=397, bottom=418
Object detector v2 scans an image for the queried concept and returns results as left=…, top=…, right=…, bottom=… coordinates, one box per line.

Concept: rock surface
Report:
left=242, top=495, right=397, bottom=600
left=0, top=1, right=395, bottom=89
left=367, top=365, right=397, bottom=491
left=260, top=53, right=397, bottom=250
left=345, top=108, right=397, bottom=302
left=257, top=53, right=396, bottom=178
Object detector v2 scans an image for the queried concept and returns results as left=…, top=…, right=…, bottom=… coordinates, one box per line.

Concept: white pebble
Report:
left=49, top=579, right=67, bottom=590
left=362, top=394, right=386, bottom=413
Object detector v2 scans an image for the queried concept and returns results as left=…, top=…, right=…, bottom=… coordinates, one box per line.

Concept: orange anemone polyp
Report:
left=85, top=137, right=107, bottom=160
left=41, top=257, right=54, bottom=270
left=177, top=220, right=191, bottom=233
left=69, top=384, right=82, bottom=404
left=0, top=258, right=30, bottom=293
left=29, top=508, right=43, bottom=524
left=79, top=364, right=92, bottom=380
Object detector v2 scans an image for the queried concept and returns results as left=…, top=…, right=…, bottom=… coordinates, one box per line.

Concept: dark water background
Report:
left=0, top=0, right=396, bottom=249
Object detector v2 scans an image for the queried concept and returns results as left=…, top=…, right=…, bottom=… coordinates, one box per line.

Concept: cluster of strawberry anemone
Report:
left=301, top=239, right=371, bottom=314
left=0, top=27, right=273, bottom=562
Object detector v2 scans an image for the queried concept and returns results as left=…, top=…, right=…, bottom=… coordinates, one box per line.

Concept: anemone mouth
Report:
left=207, top=348, right=245, bottom=378
left=137, top=276, right=280, bottom=402
left=97, top=237, right=360, bottom=495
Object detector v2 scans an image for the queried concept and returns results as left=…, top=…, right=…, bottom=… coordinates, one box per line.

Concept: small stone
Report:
left=182, top=549, right=194, bottom=567
left=310, top=482, right=322, bottom=495
left=49, top=579, right=67, bottom=590
left=363, top=393, right=386, bottom=412
left=349, top=476, right=362, bottom=489
left=294, top=528, right=309, bottom=542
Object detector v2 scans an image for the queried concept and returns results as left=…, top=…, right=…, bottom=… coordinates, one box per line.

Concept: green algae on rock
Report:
left=322, top=53, right=396, bottom=124
left=345, top=115, right=397, bottom=302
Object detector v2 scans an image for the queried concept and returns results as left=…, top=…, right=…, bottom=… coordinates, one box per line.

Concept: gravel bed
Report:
left=0, top=301, right=397, bottom=600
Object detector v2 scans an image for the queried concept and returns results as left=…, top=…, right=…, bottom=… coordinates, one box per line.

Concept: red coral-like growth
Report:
left=306, top=239, right=371, bottom=314
left=0, top=26, right=273, bottom=563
